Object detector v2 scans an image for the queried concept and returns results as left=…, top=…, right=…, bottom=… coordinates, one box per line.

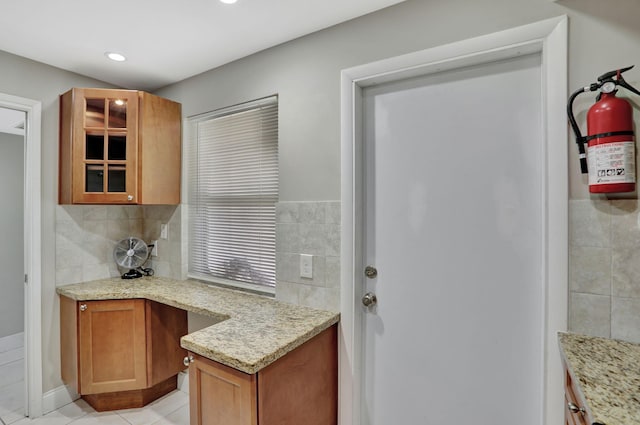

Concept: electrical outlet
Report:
left=151, top=240, right=158, bottom=257
left=300, top=254, right=313, bottom=279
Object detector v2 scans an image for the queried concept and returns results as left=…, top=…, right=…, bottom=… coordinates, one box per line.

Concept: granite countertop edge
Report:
left=558, top=331, right=640, bottom=425
left=56, top=276, right=340, bottom=375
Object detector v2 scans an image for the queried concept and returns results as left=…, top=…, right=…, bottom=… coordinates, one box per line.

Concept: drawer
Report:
left=565, top=369, right=588, bottom=425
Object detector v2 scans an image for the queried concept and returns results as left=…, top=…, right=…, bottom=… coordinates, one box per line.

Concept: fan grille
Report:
left=113, top=237, right=149, bottom=269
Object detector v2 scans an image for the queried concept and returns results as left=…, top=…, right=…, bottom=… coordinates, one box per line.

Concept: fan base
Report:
left=121, top=269, right=143, bottom=279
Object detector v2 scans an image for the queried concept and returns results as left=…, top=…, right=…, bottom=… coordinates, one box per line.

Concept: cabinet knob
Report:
left=183, top=355, right=194, bottom=367
left=127, top=195, right=134, bottom=202
left=567, top=402, right=585, bottom=415
left=79, top=304, right=87, bottom=312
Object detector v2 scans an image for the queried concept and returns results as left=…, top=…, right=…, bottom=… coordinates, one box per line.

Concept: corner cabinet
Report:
left=59, top=88, right=182, bottom=205
left=188, top=324, right=338, bottom=425
left=60, top=296, right=188, bottom=411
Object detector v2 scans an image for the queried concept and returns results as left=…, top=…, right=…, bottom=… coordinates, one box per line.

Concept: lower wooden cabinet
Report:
left=564, top=367, right=589, bottom=425
left=60, top=296, right=187, bottom=411
left=188, top=324, right=338, bottom=425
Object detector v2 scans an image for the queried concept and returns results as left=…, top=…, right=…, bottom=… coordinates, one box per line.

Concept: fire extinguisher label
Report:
left=588, top=141, right=636, bottom=185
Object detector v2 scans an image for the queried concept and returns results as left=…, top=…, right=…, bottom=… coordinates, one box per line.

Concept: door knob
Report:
left=79, top=304, right=87, bottom=312
left=362, top=292, right=377, bottom=307
left=364, top=265, right=378, bottom=279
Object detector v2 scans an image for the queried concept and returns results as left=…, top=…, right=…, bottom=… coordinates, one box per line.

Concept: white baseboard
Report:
left=0, top=332, right=23, bottom=353
left=42, top=385, right=79, bottom=415
left=177, top=370, right=189, bottom=394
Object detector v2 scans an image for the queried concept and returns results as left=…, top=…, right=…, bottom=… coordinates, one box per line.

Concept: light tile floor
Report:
left=0, top=341, right=25, bottom=425
left=5, top=390, right=189, bottom=425
left=0, top=334, right=189, bottom=425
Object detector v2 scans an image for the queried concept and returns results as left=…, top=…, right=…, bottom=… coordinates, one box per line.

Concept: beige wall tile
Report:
left=298, top=285, right=340, bottom=312
left=275, top=280, right=300, bottom=305
left=569, top=292, right=610, bottom=338
left=276, top=223, right=299, bottom=253
left=569, top=200, right=611, bottom=248
left=276, top=202, right=299, bottom=224
left=325, top=256, right=340, bottom=288
left=611, top=200, right=640, bottom=248
left=612, top=297, right=640, bottom=343
left=299, top=202, right=326, bottom=224
left=612, top=248, right=640, bottom=298
left=325, top=202, right=340, bottom=225
left=569, top=246, right=610, bottom=295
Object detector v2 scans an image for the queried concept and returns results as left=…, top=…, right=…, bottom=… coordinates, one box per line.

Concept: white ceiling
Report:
left=0, top=0, right=405, bottom=92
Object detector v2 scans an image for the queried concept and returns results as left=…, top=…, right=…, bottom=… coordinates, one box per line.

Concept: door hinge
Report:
left=24, top=274, right=28, bottom=284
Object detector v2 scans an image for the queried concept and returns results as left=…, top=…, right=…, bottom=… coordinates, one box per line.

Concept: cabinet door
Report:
left=146, top=300, right=188, bottom=386
left=78, top=299, right=147, bottom=394
left=138, top=92, right=182, bottom=204
left=189, top=353, right=257, bottom=425
left=71, top=88, right=139, bottom=204
left=258, top=325, right=338, bottom=425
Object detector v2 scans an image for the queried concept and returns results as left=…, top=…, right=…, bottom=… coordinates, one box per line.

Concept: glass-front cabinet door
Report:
left=71, top=89, right=139, bottom=203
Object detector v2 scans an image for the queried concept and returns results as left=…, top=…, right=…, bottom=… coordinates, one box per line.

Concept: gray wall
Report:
left=0, top=132, right=24, bottom=338
left=156, top=0, right=640, bottom=202
left=0, top=50, right=113, bottom=391
left=0, top=0, right=639, bottom=396
left=155, top=0, right=640, bottom=340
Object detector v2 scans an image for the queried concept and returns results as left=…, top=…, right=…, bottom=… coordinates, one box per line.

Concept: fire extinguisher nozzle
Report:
left=580, top=158, right=588, bottom=174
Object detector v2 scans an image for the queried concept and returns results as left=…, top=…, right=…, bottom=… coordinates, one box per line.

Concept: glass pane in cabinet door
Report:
left=86, top=165, right=104, bottom=192
left=85, top=134, right=104, bottom=160
left=108, top=165, right=126, bottom=192
left=86, top=99, right=105, bottom=127
left=108, top=99, right=127, bottom=128
left=108, top=135, right=127, bottom=160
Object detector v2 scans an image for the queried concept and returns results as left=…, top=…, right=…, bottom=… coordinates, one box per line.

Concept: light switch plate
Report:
left=300, top=254, right=313, bottom=278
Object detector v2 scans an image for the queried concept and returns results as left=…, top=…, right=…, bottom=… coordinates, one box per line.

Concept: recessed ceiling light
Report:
left=105, top=52, right=126, bottom=62
left=219, top=0, right=237, bottom=4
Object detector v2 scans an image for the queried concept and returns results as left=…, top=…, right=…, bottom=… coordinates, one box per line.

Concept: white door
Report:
left=360, top=54, right=545, bottom=424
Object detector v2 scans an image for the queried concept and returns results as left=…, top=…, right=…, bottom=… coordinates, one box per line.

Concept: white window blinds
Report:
left=187, top=96, right=278, bottom=290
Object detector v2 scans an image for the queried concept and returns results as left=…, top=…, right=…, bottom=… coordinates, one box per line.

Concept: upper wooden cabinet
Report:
left=59, top=88, right=182, bottom=205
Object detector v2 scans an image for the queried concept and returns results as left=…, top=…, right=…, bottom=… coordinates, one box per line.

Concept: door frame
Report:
left=0, top=93, right=43, bottom=418
left=340, top=16, right=568, bottom=425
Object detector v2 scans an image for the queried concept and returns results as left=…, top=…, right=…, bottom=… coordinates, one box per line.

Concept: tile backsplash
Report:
left=570, top=199, right=640, bottom=342
left=55, top=204, right=183, bottom=286
left=55, top=202, right=341, bottom=312
left=275, top=201, right=340, bottom=312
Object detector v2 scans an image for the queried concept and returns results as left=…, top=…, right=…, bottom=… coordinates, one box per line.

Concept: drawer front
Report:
left=565, top=369, right=588, bottom=425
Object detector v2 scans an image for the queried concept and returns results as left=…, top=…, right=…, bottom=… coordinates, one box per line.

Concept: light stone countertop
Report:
left=56, top=277, right=340, bottom=374
left=558, top=332, right=640, bottom=425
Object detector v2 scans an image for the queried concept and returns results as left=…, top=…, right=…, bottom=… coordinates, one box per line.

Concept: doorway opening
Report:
left=0, top=94, right=42, bottom=421
left=0, top=107, right=25, bottom=424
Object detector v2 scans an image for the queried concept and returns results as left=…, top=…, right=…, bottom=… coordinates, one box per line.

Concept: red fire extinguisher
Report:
left=568, top=66, right=640, bottom=193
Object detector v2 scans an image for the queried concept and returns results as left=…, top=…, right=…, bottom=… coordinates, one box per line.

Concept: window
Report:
left=186, top=96, right=278, bottom=293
